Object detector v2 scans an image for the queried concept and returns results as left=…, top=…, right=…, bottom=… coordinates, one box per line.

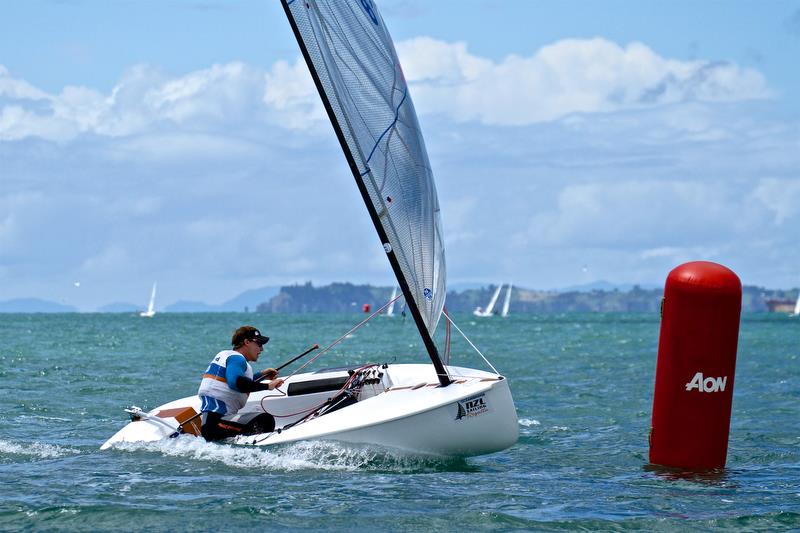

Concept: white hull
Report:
left=101, top=363, right=518, bottom=457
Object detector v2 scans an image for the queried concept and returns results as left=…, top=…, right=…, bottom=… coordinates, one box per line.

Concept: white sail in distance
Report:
left=283, top=0, right=446, bottom=338
left=140, top=282, right=157, bottom=318
left=501, top=284, right=512, bottom=317
left=485, top=285, right=503, bottom=315
left=386, top=286, right=398, bottom=316
left=473, top=284, right=503, bottom=317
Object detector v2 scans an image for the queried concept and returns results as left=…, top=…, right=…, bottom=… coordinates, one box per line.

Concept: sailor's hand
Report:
left=262, top=368, right=278, bottom=380
left=268, top=378, right=285, bottom=390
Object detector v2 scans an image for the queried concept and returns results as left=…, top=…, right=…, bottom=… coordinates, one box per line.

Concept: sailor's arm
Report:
left=235, top=375, right=284, bottom=392
left=255, top=368, right=278, bottom=381
left=224, top=356, right=284, bottom=392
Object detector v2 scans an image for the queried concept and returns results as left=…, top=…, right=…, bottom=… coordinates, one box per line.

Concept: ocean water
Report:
left=0, top=312, right=797, bottom=532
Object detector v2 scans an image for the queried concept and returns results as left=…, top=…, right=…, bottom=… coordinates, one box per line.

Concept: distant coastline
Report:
left=2, top=282, right=797, bottom=313
left=254, top=282, right=796, bottom=314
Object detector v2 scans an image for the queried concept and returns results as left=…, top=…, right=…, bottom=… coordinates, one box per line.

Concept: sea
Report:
left=0, top=312, right=797, bottom=532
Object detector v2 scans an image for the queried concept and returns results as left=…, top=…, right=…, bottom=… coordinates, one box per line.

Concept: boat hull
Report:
left=101, top=364, right=518, bottom=457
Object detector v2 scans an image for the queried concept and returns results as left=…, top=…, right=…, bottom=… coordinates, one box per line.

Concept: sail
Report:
left=484, top=285, right=503, bottom=315
left=501, top=284, right=512, bottom=317
left=794, top=291, right=800, bottom=316
left=147, top=283, right=157, bottom=314
left=282, top=0, right=446, bottom=338
left=386, top=286, right=398, bottom=316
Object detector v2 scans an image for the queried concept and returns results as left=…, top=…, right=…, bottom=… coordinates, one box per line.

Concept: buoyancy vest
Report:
left=197, top=350, right=253, bottom=415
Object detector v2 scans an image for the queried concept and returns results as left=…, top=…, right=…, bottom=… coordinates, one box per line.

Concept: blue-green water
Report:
left=0, top=312, right=797, bottom=531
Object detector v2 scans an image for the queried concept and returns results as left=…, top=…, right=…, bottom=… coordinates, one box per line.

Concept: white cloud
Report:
left=0, top=65, right=49, bottom=100
left=0, top=39, right=771, bottom=143
left=521, top=179, right=768, bottom=249
left=396, top=37, right=770, bottom=125
left=0, top=62, right=279, bottom=142
left=754, top=178, right=800, bottom=225
left=263, top=58, right=326, bottom=129
left=79, top=244, right=131, bottom=273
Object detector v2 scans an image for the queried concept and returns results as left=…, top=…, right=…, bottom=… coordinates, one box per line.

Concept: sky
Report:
left=2, top=0, right=800, bottom=311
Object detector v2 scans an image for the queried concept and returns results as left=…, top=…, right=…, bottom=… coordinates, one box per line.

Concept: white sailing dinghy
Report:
left=791, top=290, right=800, bottom=317
left=101, top=0, right=518, bottom=456
left=474, top=284, right=504, bottom=317
left=139, top=282, right=157, bottom=318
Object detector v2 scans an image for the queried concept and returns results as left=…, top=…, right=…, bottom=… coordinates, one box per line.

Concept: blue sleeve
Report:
left=225, top=354, right=248, bottom=392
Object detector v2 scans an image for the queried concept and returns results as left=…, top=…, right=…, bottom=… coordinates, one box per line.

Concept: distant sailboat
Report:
left=385, top=286, right=398, bottom=316
left=139, top=282, right=157, bottom=318
left=501, top=284, right=512, bottom=317
left=474, top=284, right=503, bottom=317
left=791, top=291, right=800, bottom=317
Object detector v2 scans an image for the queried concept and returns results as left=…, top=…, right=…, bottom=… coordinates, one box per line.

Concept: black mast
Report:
left=280, top=1, right=450, bottom=386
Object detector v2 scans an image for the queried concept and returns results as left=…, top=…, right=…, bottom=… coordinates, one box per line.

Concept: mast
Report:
left=281, top=0, right=450, bottom=386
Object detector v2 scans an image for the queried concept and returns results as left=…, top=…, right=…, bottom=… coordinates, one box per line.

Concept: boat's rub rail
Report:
left=385, top=376, right=500, bottom=392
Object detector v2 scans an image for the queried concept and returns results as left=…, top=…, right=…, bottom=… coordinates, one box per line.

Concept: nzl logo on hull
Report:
left=455, top=394, right=488, bottom=420
left=685, top=372, right=728, bottom=393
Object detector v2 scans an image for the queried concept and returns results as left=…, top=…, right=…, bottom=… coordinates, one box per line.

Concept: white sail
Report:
left=283, top=0, right=445, bottom=339
left=386, top=286, right=398, bottom=316
left=474, top=284, right=503, bottom=317
left=793, top=291, right=800, bottom=316
left=485, top=284, right=503, bottom=315
left=501, top=284, right=512, bottom=317
left=139, top=282, right=157, bottom=318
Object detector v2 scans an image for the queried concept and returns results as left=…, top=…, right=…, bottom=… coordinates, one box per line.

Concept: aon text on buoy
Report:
left=685, top=372, right=727, bottom=393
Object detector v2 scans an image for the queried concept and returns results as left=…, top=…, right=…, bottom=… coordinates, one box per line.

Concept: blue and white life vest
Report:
left=197, top=350, right=253, bottom=415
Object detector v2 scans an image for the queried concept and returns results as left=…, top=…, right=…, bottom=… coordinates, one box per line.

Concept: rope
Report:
left=443, top=306, right=451, bottom=365
left=284, top=292, right=402, bottom=379
left=252, top=363, right=380, bottom=444
left=442, top=309, right=501, bottom=375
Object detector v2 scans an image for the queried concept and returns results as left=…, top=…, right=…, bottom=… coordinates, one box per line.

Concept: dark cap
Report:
left=231, top=326, right=270, bottom=348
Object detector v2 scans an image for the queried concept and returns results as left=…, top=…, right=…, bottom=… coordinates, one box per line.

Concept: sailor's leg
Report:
left=240, top=413, right=276, bottom=435
left=200, top=412, right=245, bottom=441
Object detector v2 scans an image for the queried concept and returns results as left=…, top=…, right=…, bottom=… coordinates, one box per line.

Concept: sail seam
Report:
left=359, top=89, right=408, bottom=176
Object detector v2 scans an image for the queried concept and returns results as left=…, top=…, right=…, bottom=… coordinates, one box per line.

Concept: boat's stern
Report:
left=100, top=398, right=200, bottom=450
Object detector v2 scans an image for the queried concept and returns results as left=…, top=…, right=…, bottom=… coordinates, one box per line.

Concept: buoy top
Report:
left=667, top=261, right=741, bottom=295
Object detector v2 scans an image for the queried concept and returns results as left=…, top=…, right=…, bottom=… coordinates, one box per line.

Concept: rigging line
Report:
left=285, top=293, right=403, bottom=379
left=442, top=309, right=501, bottom=376
left=252, top=363, right=379, bottom=443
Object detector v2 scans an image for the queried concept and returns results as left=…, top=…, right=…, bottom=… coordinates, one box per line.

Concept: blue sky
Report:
left=2, top=0, right=800, bottom=311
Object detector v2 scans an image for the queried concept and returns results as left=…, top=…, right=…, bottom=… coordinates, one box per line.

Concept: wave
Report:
left=0, top=438, right=80, bottom=459
left=110, top=435, right=473, bottom=473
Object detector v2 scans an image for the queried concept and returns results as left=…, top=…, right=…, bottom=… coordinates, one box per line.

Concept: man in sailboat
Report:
left=197, top=326, right=284, bottom=442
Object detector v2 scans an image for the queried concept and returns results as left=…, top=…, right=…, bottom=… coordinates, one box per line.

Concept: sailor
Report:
left=197, top=326, right=284, bottom=442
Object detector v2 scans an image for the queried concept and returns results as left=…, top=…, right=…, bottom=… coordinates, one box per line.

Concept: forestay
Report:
left=282, top=0, right=447, bottom=338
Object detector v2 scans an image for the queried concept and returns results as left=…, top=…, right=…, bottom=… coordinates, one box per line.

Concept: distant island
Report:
left=255, top=281, right=797, bottom=314
left=1, top=282, right=796, bottom=313
left=0, top=298, right=78, bottom=313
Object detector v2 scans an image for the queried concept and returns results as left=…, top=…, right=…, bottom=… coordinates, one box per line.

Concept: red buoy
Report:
left=362, top=303, right=371, bottom=313
left=649, top=261, right=742, bottom=470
